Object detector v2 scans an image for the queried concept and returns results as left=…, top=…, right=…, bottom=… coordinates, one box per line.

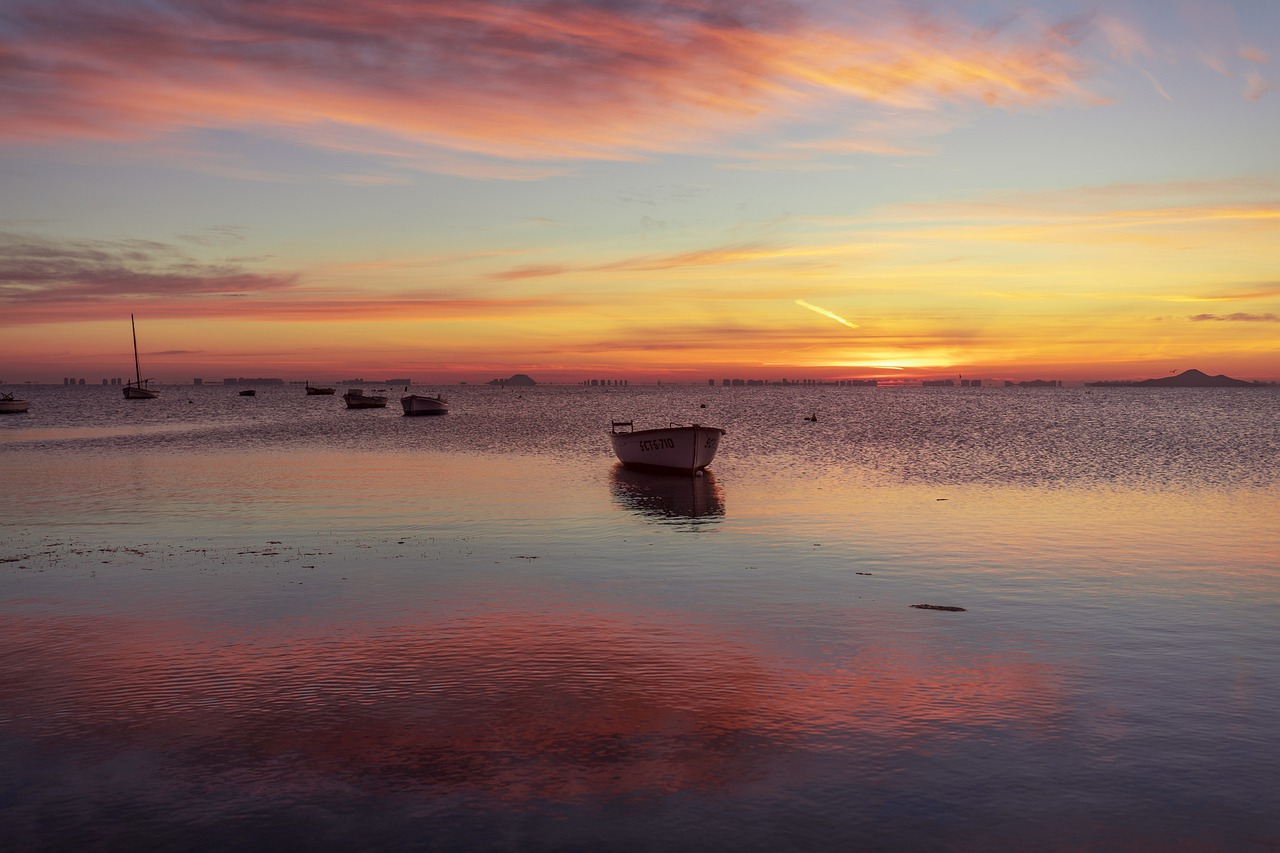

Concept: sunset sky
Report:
left=1, top=0, right=1277, bottom=384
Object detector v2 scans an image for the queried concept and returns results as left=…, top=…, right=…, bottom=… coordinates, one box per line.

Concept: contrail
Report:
left=796, top=299, right=859, bottom=329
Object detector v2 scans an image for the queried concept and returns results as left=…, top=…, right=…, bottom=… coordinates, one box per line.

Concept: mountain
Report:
left=1135, top=369, right=1254, bottom=388
left=1085, top=369, right=1260, bottom=388
left=488, top=373, right=537, bottom=386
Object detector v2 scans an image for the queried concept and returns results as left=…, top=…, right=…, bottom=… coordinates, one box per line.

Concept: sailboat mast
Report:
left=131, top=314, right=141, bottom=385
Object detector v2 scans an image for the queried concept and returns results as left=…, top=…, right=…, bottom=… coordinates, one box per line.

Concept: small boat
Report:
left=305, top=383, right=335, bottom=395
left=0, top=392, right=29, bottom=414
left=343, top=388, right=387, bottom=409
left=238, top=389, right=256, bottom=397
left=609, top=421, right=726, bottom=473
left=122, top=314, right=159, bottom=399
left=401, top=394, right=449, bottom=416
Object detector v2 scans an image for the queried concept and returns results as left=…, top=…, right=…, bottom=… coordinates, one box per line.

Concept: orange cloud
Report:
left=0, top=0, right=1100, bottom=173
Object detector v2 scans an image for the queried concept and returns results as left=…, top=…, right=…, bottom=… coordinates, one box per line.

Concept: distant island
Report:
left=488, top=373, right=537, bottom=387
left=1086, top=369, right=1263, bottom=388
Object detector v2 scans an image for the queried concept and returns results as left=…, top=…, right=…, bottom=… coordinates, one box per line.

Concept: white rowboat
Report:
left=609, top=421, right=725, bottom=473
left=0, top=393, right=29, bottom=414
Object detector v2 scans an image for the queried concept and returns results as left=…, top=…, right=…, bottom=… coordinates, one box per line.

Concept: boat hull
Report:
left=343, top=391, right=387, bottom=409
left=305, top=386, right=335, bottom=395
left=401, top=394, right=449, bottom=415
left=610, top=425, right=725, bottom=473
left=122, top=385, right=158, bottom=399
left=0, top=399, right=29, bottom=414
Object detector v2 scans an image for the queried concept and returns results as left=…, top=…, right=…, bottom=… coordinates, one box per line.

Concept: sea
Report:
left=2, top=382, right=1278, bottom=851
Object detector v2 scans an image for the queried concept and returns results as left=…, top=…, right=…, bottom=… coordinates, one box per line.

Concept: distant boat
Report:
left=609, top=421, right=725, bottom=473
left=343, top=388, right=387, bottom=409
left=122, top=314, right=159, bottom=399
left=305, top=382, right=335, bottom=395
left=401, top=394, right=449, bottom=416
left=0, top=392, right=29, bottom=414
left=238, top=389, right=256, bottom=397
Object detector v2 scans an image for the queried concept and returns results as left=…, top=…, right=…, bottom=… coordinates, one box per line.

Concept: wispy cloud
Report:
left=488, top=241, right=807, bottom=281
left=0, top=231, right=587, bottom=325
left=796, top=299, right=860, bottom=329
left=0, top=233, right=298, bottom=308
left=0, top=0, right=1102, bottom=175
left=858, top=179, right=1280, bottom=251
left=1189, top=312, right=1279, bottom=322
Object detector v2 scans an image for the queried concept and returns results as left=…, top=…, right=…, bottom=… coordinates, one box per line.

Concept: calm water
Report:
left=2, top=383, right=1278, bottom=851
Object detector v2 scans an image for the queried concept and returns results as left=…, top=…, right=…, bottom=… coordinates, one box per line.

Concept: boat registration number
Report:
left=639, top=438, right=676, bottom=451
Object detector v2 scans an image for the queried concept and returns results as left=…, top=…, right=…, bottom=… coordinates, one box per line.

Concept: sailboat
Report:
left=122, top=314, right=159, bottom=399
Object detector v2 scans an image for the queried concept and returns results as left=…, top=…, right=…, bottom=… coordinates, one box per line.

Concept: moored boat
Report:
left=401, top=394, right=449, bottom=416
left=343, top=388, right=387, bottom=409
left=238, top=389, right=256, bottom=396
left=0, top=392, right=30, bottom=414
left=609, top=421, right=725, bottom=473
left=305, top=382, right=335, bottom=395
left=122, top=314, right=159, bottom=399
left=122, top=384, right=159, bottom=399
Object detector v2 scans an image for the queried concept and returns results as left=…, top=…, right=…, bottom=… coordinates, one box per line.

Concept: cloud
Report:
left=0, top=232, right=301, bottom=322
left=796, top=299, right=860, bottom=329
left=0, top=233, right=295, bottom=296
left=0, top=230, right=596, bottom=325
left=491, top=264, right=572, bottom=282
left=1244, top=70, right=1275, bottom=101
left=488, top=240, right=800, bottom=281
left=866, top=178, right=1280, bottom=251
left=1096, top=14, right=1152, bottom=64
left=0, top=0, right=1101, bottom=174
left=1188, top=312, right=1280, bottom=322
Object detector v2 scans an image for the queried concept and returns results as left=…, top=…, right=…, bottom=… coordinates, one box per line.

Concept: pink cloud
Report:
left=0, top=0, right=1099, bottom=171
left=1244, top=70, right=1275, bottom=100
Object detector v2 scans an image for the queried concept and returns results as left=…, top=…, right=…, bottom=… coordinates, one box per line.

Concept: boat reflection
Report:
left=609, top=464, right=725, bottom=527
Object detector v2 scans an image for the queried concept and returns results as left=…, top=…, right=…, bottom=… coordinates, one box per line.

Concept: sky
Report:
left=1, top=0, right=1277, bottom=385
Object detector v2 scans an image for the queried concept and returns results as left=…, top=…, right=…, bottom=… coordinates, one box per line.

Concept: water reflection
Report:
left=0, top=601, right=1066, bottom=812
left=609, top=464, right=725, bottom=527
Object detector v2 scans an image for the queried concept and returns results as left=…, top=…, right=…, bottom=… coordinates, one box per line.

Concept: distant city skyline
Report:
left=2, top=1, right=1277, bottom=384
left=10, top=369, right=1272, bottom=389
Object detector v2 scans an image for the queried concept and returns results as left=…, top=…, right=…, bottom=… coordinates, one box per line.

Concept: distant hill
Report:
left=488, top=373, right=537, bottom=386
left=1087, top=369, right=1257, bottom=388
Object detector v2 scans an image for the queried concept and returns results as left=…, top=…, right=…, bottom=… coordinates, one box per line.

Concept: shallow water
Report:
left=2, top=383, right=1278, bottom=850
